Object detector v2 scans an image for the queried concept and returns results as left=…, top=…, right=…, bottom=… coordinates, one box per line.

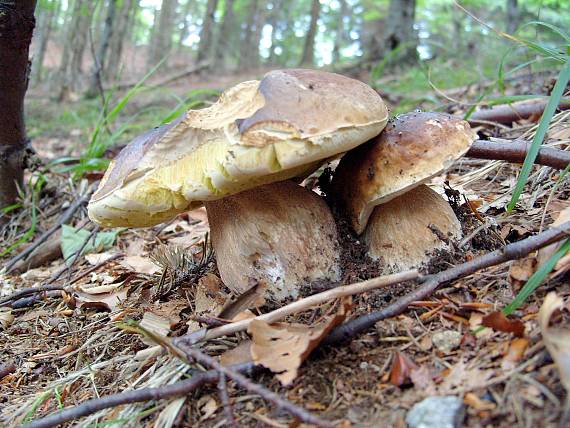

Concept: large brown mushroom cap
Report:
left=332, top=112, right=476, bottom=234
left=206, top=180, right=340, bottom=301
left=88, top=69, right=388, bottom=228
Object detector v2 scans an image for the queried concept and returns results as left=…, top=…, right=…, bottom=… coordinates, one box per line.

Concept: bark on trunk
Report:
left=378, top=0, right=417, bottom=64
left=332, top=0, right=347, bottom=64
left=177, top=0, right=193, bottom=49
left=86, top=0, right=118, bottom=98
left=0, top=0, right=37, bottom=211
left=506, top=0, right=519, bottom=33
left=105, top=0, right=135, bottom=79
left=213, top=0, right=235, bottom=69
left=300, top=0, right=320, bottom=66
left=197, top=0, right=218, bottom=63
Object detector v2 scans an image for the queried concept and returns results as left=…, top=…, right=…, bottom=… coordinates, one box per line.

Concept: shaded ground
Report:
left=1, top=71, right=569, bottom=427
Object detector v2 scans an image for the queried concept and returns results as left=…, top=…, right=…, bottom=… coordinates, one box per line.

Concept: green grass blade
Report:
left=507, top=57, right=570, bottom=212
left=503, top=238, right=570, bottom=316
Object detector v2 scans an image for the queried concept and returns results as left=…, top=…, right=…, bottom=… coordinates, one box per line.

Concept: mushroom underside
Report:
left=205, top=180, right=341, bottom=303
left=363, top=184, right=462, bottom=271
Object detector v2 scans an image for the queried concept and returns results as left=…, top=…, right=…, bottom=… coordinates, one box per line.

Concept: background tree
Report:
left=148, top=0, right=178, bottom=67
left=381, top=0, right=417, bottom=64
left=300, top=0, right=321, bottom=66
left=196, top=0, right=218, bottom=63
left=0, top=0, right=37, bottom=211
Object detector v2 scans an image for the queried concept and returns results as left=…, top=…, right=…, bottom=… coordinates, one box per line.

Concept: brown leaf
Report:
left=538, top=292, right=570, bottom=394
left=220, top=341, right=253, bottom=366
left=120, top=255, right=160, bottom=275
left=501, top=338, right=529, bottom=370
left=0, top=308, right=14, bottom=330
left=481, top=311, right=525, bottom=337
left=249, top=297, right=352, bottom=385
left=390, top=351, right=418, bottom=386
left=464, top=392, right=496, bottom=411
left=74, top=289, right=127, bottom=312
left=508, top=257, right=536, bottom=290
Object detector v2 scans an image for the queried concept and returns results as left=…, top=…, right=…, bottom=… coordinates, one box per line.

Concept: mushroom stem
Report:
left=205, top=180, right=341, bottom=302
left=363, top=184, right=462, bottom=271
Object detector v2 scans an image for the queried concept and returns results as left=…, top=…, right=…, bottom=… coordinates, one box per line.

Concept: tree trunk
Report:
left=148, top=0, right=178, bottom=67
left=86, top=0, right=118, bottom=98
left=266, top=0, right=281, bottom=65
left=105, top=0, right=135, bottom=79
left=213, top=0, right=235, bottom=69
left=177, top=0, right=193, bottom=49
left=196, top=0, right=218, bottom=63
left=380, top=0, right=417, bottom=64
left=0, top=0, right=37, bottom=211
left=300, top=0, right=320, bottom=66
left=332, top=0, right=347, bottom=64
left=239, top=0, right=260, bottom=69
left=31, top=0, right=59, bottom=84
left=56, top=0, right=96, bottom=100
left=506, top=0, right=519, bottom=33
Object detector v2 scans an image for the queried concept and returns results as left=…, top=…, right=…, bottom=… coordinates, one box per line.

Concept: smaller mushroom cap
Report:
left=332, top=112, right=476, bottom=234
left=88, top=69, right=388, bottom=228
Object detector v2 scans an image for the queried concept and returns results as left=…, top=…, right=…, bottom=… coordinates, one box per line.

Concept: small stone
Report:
left=406, top=396, right=464, bottom=428
left=432, top=330, right=462, bottom=354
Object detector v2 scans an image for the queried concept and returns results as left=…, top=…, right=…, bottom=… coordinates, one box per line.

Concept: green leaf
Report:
left=507, top=57, right=570, bottom=212
left=60, top=225, right=119, bottom=264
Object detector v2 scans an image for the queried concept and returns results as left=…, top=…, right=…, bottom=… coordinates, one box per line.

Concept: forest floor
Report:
left=0, top=67, right=569, bottom=428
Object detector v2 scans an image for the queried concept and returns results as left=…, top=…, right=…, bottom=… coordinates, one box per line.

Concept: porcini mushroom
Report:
left=88, top=69, right=388, bottom=301
left=331, top=112, right=477, bottom=271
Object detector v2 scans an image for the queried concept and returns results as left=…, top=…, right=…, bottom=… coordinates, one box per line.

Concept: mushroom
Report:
left=88, top=69, right=388, bottom=301
left=331, top=112, right=477, bottom=271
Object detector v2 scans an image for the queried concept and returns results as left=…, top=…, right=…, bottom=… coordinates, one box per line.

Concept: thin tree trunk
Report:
left=177, top=0, right=193, bottom=49
left=213, top=0, right=235, bottom=69
left=266, top=0, right=281, bottom=65
left=106, top=0, right=135, bottom=79
left=332, top=0, right=347, bottom=64
left=300, top=0, right=320, bottom=66
left=86, top=0, right=118, bottom=98
left=31, top=0, right=59, bottom=84
left=0, top=0, right=37, bottom=211
left=239, top=0, right=259, bottom=69
left=197, top=0, right=218, bottom=63
left=381, top=0, right=417, bottom=64
left=506, top=0, right=519, bottom=33
left=149, top=0, right=178, bottom=67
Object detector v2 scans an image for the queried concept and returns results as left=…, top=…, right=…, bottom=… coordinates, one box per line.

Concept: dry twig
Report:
left=324, top=220, right=570, bottom=344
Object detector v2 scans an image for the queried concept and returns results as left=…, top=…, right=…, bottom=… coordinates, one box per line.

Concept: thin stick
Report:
left=23, top=363, right=255, bottom=428
left=324, top=221, right=570, bottom=344
left=190, top=269, right=419, bottom=344
left=467, top=139, right=570, bottom=170
left=174, top=342, right=334, bottom=428
left=0, top=285, right=65, bottom=306
left=217, top=372, right=237, bottom=428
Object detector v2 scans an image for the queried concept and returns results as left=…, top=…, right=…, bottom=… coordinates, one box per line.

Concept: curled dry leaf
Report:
left=249, top=297, right=352, bottom=386
left=481, top=311, right=525, bottom=337
left=0, top=308, right=14, bottom=330
left=538, top=292, right=570, bottom=394
left=119, top=255, right=160, bottom=275
left=501, top=338, right=529, bottom=370
left=390, top=351, right=418, bottom=387
left=74, top=285, right=128, bottom=312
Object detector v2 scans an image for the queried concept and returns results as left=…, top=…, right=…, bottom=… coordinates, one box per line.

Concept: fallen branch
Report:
left=174, top=341, right=334, bottom=428
left=106, top=62, right=210, bottom=91
left=468, top=99, right=570, bottom=125
left=186, top=269, right=419, bottom=344
left=3, top=190, right=92, bottom=273
left=324, top=221, right=570, bottom=344
left=10, top=230, right=62, bottom=273
left=467, top=138, right=570, bottom=170
left=23, top=363, right=255, bottom=428
left=0, top=284, right=65, bottom=307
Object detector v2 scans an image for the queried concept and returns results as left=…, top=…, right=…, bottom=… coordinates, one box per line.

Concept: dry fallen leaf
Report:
left=249, top=297, right=352, bottom=385
left=482, top=311, right=525, bottom=337
left=464, top=392, right=496, bottom=411
left=508, top=257, right=536, bottom=290
left=501, top=338, right=529, bottom=370
left=0, top=308, right=14, bottom=330
left=390, top=351, right=418, bottom=387
left=220, top=341, right=253, bottom=366
left=537, top=207, right=570, bottom=278
left=74, top=289, right=127, bottom=312
left=538, top=292, right=570, bottom=394
left=120, top=255, right=160, bottom=275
